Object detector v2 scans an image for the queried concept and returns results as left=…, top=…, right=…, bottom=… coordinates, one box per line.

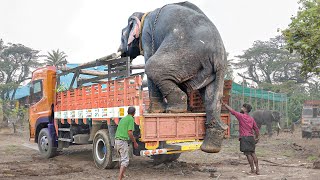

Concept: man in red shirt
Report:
left=222, top=101, right=260, bottom=175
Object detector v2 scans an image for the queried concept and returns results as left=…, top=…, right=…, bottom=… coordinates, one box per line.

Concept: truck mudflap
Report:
left=140, top=141, right=202, bottom=156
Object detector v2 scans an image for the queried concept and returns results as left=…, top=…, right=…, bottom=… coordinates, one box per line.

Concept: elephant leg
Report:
left=145, top=54, right=188, bottom=113
left=266, top=123, right=273, bottom=137
left=162, top=80, right=188, bottom=113
left=200, top=69, right=228, bottom=153
left=147, top=78, right=166, bottom=113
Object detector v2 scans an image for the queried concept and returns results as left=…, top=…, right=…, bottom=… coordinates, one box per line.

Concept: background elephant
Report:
left=252, top=110, right=281, bottom=137
left=118, top=1, right=228, bottom=153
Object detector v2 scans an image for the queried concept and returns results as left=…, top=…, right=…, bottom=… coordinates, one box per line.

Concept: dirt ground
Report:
left=0, top=127, right=319, bottom=180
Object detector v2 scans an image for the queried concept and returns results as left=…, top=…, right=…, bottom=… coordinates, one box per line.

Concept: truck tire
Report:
left=93, top=129, right=116, bottom=169
left=152, top=153, right=181, bottom=165
left=38, top=128, right=57, bottom=158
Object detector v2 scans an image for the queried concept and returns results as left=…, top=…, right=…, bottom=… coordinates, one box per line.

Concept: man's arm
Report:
left=221, top=100, right=242, bottom=120
left=128, top=117, right=138, bottom=149
left=221, top=100, right=234, bottom=112
left=128, top=130, right=138, bottom=149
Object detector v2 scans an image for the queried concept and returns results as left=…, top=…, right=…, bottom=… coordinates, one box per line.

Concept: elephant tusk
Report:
left=277, top=122, right=281, bottom=130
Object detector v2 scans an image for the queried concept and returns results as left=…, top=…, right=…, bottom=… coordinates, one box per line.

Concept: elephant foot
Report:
left=148, top=97, right=166, bottom=113
left=165, top=88, right=187, bottom=113
left=200, top=127, right=225, bottom=153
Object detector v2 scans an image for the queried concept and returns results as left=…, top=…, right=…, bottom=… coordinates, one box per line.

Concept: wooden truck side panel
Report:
left=140, top=113, right=230, bottom=142
left=54, top=75, right=143, bottom=135
left=54, top=72, right=232, bottom=143
left=141, top=79, right=232, bottom=141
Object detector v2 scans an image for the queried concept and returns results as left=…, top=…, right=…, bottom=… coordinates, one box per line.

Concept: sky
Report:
left=0, top=0, right=300, bottom=67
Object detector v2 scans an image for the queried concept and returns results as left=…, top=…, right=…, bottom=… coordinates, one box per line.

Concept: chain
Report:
left=151, top=5, right=167, bottom=55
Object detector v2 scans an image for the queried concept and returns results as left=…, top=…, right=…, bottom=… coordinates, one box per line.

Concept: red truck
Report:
left=28, top=56, right=231, bottom=168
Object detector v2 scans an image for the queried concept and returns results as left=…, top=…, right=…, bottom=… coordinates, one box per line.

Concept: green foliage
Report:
left=307, top=155, right=318, bottom=162
left=233, top=35, right=320, bottom=125
left=225, top=53, right=234, bottom=80
left=234, top=36, right=305, bottom=84
left=0, top=39, right=41, bottom=127
left=283, top=0, right=320, bottom=76
left=288, top=92, right=308, bottom=123
left=45, top=49, right=68, bottom=67
left=56, top=83, right=68, bottom=92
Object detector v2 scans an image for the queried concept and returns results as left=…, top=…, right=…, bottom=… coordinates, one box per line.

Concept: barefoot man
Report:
left=115, top=106, right=139, bottom=180
left=222, top=101, right=260, bottom=175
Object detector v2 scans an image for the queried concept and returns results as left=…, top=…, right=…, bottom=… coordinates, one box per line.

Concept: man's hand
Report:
left=255, top=137, right=259, bottom=144
left=221, top=98, right=233, bottom=112
left=128, top=130, right=138, bottom=149
left=133, top=142, right=139, bottom=149
left=220, top=99, right=225, bottom=106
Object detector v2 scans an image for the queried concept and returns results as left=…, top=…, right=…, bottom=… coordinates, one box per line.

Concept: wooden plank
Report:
left=69, top=71, right=79, bottom=90
left=58, top=52, right=121, bottom=75
left=78, top=71, right=128, bottom=85
left=79, top=69, right=108, bottom=76
left=58, top=56, right=128, bottom=76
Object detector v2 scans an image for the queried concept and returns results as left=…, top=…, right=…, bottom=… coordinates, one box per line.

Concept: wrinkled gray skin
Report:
left=119, top=2, right=228, bottom=153
left=252, top=110, right=281, bottom=137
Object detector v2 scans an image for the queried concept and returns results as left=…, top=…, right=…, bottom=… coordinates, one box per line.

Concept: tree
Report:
left=283, top=0, right=320, bottom=76
left=233, top=35, right=317, bottom=125
left=0, top=39, right=42, bottom=127
left=233, top=35, right=306, bottom=84
left=225, top=53, right=234, bottom=80
left=45, top=49, right=68, bottom=68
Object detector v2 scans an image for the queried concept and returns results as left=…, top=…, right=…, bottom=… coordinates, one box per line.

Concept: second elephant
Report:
left=252, top=110, right=281, bottom=137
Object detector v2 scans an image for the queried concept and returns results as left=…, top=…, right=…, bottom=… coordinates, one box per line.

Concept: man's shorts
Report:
left=240, top=136, right=255, bottom=155
left=115, top=139, right=129, bottom=167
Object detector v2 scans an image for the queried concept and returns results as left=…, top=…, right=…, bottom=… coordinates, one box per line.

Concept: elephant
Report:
left=251, top=110, right=281, bottom=137
left=118, top=1, right=228, bottom=153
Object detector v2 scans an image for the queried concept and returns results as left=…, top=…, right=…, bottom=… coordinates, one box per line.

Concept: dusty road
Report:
left=0, top=127, right=319, bottom=180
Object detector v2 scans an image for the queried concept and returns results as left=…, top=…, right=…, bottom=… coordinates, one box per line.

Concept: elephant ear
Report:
left=127, top=16, right=141, bottom=46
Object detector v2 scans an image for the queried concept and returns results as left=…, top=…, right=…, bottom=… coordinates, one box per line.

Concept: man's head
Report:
left=240, top=103, right=252, bottom=114
left=127, top=106, right=136, bottom=116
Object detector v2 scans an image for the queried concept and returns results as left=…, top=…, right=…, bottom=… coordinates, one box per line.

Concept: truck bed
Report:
left=54, top=74, right=231, bottom=141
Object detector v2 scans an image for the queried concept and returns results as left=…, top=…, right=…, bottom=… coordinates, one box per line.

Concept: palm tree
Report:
left=45, top=49, right=68, bottom=68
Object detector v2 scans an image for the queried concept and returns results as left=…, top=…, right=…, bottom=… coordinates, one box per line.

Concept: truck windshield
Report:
left=30, top=80, right=43, bottom=104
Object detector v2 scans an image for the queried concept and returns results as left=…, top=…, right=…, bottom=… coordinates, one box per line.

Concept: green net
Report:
left=231, top=82, right=287, bottom=102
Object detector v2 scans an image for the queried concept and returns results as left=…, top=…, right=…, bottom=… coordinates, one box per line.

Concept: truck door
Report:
left=29, top=79, right=45, bottom=140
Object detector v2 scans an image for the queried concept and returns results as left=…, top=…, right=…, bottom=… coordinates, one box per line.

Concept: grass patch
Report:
left=307, top=155, right=318, bottom=162
left=255, top=148, right=268, bottom=157
left=281, top=149, right=295, bottom=157
left=5, top=144, right=19, bottom=154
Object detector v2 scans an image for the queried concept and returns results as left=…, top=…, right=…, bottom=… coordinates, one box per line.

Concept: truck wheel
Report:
left=38, top=128, right=57, bottom=158
left=152, top=153, right=181, bottom=165
left=93, top=129, right=116, bottom=169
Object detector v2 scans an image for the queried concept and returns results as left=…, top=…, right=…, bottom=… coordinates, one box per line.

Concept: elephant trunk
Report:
left=277, top=122, right=281, bottom=130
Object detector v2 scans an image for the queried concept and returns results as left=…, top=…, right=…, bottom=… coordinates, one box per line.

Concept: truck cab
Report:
left=29, top=66, right=57, bottom=143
